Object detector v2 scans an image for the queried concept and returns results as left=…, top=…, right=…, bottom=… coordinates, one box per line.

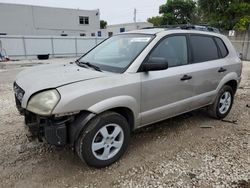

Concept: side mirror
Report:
left=140, top=57, right=168, bottom=72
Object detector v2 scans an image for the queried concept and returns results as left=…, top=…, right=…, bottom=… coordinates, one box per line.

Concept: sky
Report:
left=0, top=0, right=166, bottom=25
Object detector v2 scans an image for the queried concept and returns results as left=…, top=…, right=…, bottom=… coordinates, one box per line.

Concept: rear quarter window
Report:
left=190, top=35, right=219, bottom=63
left=214, top=37, right=228, bottom=58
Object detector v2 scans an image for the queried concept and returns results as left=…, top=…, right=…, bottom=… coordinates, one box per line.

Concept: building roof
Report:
left=0, top=2, right=98, bottom=12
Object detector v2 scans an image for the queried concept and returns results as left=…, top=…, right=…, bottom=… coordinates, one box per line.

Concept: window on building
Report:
left=79, top=16, right=89, bottom=25
left=190, top=35, right=219, bottom=63
left=98, top=31, right=102, bottom=37
left=61, top=33, right=68, bottom=36
left=108, top=32, right=113, bottom=37
left=0, top=33, right=7, bottom=35
left=120, top=28, right=125, bottom=33
left=80, top=33, right=86, bottom=37
left=91, top=33, right=96, bottom=37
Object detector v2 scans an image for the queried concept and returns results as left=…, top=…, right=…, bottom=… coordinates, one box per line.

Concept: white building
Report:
left=0, top=3, right=100, bottom=37
left=101, top=22, right=154, bottom=37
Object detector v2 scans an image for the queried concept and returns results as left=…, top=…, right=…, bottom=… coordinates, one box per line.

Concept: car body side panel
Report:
left=182, top=35, right=242, bottom=110
left=139, top=89, right=216, bottom=127
left=54, top=73, right=141, bottom=127
left=87, top=95, right=138, bottom=118
left=140, top=64, right=195, bottom=125
left=187, top=59, right=228, bottom=109
left=216, top=72, right=240, bottom=93
left=138, top=32, right=242, bottom=126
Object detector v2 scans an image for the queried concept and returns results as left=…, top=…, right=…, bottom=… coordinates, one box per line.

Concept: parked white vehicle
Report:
left=14, top=26, right=242, bottom=167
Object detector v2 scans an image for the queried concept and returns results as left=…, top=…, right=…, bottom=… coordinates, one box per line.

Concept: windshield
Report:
left=78, top=34, right=154, bottom=73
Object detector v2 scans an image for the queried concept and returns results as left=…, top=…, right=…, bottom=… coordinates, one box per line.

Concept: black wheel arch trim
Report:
left=69, top=111, right=96, bottom=146
left=69, top=107, right=135, bottom=146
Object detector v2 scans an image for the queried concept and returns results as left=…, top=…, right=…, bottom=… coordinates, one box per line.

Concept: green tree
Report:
left=147, top=0, right=250, bottom=30
left=234, top=15, right=250, bottom=30
left=159, top=0, right=197, bottom=25
left=100, top=20, right=108, bottom=29
left=147, top=0, right=198, bottom=26
left=147, top=16, right=163, bottom=26
left=198, top=0, right=250, bottom=30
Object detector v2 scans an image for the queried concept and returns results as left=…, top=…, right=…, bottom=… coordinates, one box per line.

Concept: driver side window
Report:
left=149, top=36, right=188, bottom=67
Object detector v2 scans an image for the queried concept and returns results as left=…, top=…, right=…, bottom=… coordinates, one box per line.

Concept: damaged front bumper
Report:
left=22, top=110, right=95, bottom=146
left=24, top=111, right=71, bottom=146
left=14, top=82, right=70, bottom=146
left=14, top=82, right=95, bottom=146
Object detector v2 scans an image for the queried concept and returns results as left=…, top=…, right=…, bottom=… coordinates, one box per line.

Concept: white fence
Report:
left=1, top=33, right=249, bottom=61
left=223, top=31, right=250, bottom=61
left=0, top=35, right=106, bottom=59
left=230, top=40, right=250, bottom=61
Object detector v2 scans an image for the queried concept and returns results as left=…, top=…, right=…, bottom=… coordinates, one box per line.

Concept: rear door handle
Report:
left=180, top=75, right=192, bottom=81
left=218, top=67, right=227, bottom=73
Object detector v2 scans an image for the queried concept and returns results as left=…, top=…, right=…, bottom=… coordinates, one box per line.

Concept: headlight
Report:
left=27, top=89, right=60, bottom=115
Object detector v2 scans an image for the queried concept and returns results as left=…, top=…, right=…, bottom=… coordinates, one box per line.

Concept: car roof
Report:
left=123, top=28, right=224, bottom=38
left=125, top=28, right=165, bottom=35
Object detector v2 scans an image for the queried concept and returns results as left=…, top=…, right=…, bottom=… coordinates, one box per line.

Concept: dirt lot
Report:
left=0, top=60, right=249, bottom=188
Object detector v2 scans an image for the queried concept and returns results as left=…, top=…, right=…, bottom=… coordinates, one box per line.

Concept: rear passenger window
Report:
left=214, top=37, right=228, bottom=57
left=190, top=35, right=219, bottom=63
left=149, top=36, right=188, bottom=67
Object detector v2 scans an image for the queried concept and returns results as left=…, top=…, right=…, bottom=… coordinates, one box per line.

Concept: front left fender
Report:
left=87, top=95, right=139, bottom=122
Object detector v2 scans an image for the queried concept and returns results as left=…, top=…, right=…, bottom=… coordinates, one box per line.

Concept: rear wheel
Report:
left=75, top=111, right=130, bottom=168
left=208, top=85, right=234, bottom=119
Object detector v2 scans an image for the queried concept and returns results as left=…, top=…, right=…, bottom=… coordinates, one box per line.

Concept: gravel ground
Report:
left=0, top=60, right=249, bottom=188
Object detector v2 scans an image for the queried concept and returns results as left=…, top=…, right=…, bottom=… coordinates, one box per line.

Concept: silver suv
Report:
left=14, top=28, right=242, bottom=168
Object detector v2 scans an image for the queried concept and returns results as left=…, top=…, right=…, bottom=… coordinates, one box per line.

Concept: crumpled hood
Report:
left=15, top=62, right=108, bottom=97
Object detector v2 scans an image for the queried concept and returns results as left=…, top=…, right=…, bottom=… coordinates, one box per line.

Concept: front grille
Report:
left=14, top=82, right=25, bottom=103
left=13, top=82, right=25, bottom=114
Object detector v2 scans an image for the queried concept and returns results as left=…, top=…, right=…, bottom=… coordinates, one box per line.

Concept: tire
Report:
left=208, top=85, right=234, bottom=119
left=75, top=111, right=130, bottom=168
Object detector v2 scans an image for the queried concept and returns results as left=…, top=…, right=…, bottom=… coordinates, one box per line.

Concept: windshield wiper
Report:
left=75, top=59, right=87, bottom=68
left=75, top=60, right=102, bottom=72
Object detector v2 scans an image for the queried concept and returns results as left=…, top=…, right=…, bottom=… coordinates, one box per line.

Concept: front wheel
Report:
left=75, top=111, right=130, bottom=168
left=208, top=85, right=234, bottom=119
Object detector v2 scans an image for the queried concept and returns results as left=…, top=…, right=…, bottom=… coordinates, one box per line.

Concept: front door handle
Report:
left=218, top=67, right=227, bottom=73
left=180, top=75, right=192, bottom=81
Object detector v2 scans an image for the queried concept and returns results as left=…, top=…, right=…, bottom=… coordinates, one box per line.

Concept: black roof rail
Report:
left=141, top=24, right=220, bottom=33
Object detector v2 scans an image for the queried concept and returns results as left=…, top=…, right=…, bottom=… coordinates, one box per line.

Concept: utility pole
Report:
left=133, top=8, right=137, bottom=23
left=134, top=8, right=139, bottom=29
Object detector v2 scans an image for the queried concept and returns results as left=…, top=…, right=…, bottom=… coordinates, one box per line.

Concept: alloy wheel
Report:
left=218, top=91, right=232, bottom=114
left=91, top=124, right=124, bottom=160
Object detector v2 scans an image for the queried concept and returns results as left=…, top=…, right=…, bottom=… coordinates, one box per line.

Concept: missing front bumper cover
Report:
left=24, top=111, right=68, bottom=146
